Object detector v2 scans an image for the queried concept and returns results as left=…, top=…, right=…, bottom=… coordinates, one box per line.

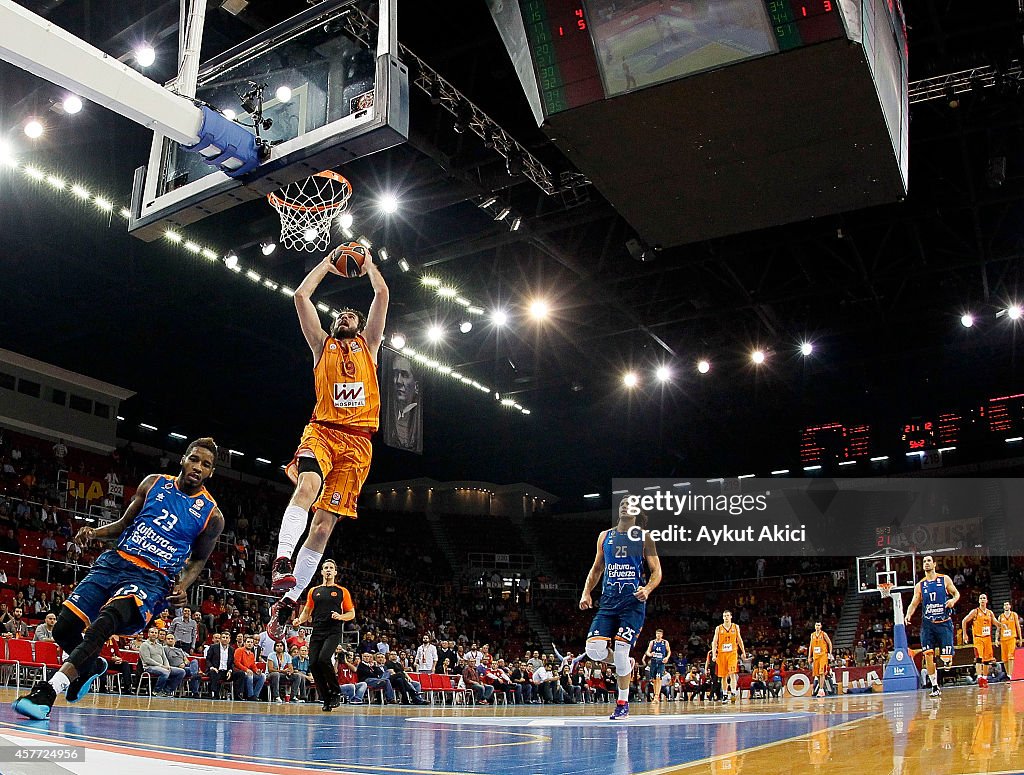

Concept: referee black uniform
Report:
left=301, top=582, right=354, bottom=704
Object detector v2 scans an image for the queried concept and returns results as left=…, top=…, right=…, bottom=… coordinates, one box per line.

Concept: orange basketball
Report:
left=330, top=242, right=370, bottom=278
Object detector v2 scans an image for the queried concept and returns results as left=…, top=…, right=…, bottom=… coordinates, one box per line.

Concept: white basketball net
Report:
left=268, top=171, right=352, bottom=252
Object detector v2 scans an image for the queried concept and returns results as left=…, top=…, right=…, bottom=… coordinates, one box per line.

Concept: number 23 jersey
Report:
left=117, top=474, right=217, bottom=575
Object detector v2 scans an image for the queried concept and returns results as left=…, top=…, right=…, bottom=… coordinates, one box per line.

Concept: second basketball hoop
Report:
left=268, top=170, right=353, bottom=252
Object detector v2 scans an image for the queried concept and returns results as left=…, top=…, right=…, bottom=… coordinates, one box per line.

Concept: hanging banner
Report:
left=381, top=347, right=423, bottom=455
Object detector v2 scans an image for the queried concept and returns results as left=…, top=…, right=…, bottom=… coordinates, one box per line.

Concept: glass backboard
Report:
left=129, top=0, right=408, bottom=241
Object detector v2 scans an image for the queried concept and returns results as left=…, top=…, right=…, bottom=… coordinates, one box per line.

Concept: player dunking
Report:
left=268, top=245, right=388, bottom=638
left=711, top=610, right=746, bottom=703
left=643, top=629, right=671, bottom=702
left=808, top=621, right=833, bottom=698
left=962, top=593, right=997, bottom=687
left=579, top=496, right=662, bottom=721
left=904, top=554, right=960, bottom=697
left=13, top=438, right=224, bottom=719
left=998, top=601, right=1021, bottom=679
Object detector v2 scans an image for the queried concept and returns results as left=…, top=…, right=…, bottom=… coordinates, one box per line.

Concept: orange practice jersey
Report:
left=716, top=624, right=739, bottom=656
left=973, top=608, right=996, bottom=638
left=999, top=611, right=1021, bottom=640
left=810, top=631, right=829, bottom=658
left=310, top=335, right=380, bottom=430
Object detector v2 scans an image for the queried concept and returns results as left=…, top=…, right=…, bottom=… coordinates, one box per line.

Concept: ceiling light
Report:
left=960, top=313, right=974, bottom=328
left=62, top=95, right=83, bottom=114
left=800, top=341, right=814, bottom=356
left=224, top=253, right=239, bottom=269
left=427, top=325, right=444, bottom=343
left=94, top=197, right=112, bottom=211
left=623, top=372, right=639, bottom=388
left=460, top=321, right=473, bottom=334
left=0, top=142, right=14, bottom=166
left=275, top=86, right=292, bottom=103
left=302, top=228, right=318, bottom=243
left=655, top=365, right=672, bottom=382
left=378, top=248, right=389, bottom=262
left=491, top=309, right=509, bottom=326
left=421, top=277, right=441, bottom=287
left=697, top=359, right=711, bottom=374
left=261, top=241, right=276, bottom=256
left=529, top=300, right=549, bottom=320
left=494, top=207, right=511, bottom=221
left=378, top=193, right=399, bottom=214
left=338, top=212, right=354, bottom=229
left=135, top=45, right=156, bottom=68
left=1008, top=305, right=1022, bottom=320
left=390, top=333, right=406, bottom=349
left=398, top=259, right=410, bottom=272
left=24, top=119, right=43, bottom=139
left=480, top=196, right=498, bottom=208
left=510, top=216, right=522, bottom=231
left=751, top=350, right=766, bottom=365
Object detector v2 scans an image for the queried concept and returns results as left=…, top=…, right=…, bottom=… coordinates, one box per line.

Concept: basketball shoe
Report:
left=12, top=681, right=57, bottom=720
left=67, top=657, right=108, bottom=703
left=271, top=556, right=297, bottom=594
left=267, top=597, right=295, bottom=642
left=609, top=701, right=630, bottom=721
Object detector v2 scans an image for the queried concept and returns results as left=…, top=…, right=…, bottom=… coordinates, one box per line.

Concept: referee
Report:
left=292, top=559, right=355, bottom=711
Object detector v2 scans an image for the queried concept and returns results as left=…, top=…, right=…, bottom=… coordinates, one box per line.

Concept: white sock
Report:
left=276, top=505, right=309, bottom=560
left=284, top=545, right=324, bottom=602
left=49, top=672, right=71, bottom=696
left=930, top=672, right=938, bottom=687
left=617, top=688, right=629, bottom=702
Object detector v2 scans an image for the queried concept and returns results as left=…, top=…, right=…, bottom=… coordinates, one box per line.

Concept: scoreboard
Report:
left=509, top=0, right=847, bottom=116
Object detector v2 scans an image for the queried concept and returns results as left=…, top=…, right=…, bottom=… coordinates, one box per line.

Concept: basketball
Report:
left=330, top=241, right=370, bottom=278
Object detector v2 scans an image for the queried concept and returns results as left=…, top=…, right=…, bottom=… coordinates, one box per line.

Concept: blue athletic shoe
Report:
left=66, top=657, right=108, bottom=703
left=609, top=701, right=630, bottom=721
left=12, top=681, right=57, bottom=720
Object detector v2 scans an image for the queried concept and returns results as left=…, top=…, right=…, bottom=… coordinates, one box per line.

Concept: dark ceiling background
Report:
left=2, top=0, right=1024, bottom=504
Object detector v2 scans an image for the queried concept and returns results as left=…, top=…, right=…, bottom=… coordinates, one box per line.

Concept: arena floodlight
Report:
left=960, top=313, right=974, bottom=328
left=697, top=359, right=711, bottom=374
left=491, top=309, right=509, bottom=327
left=378, top=193, right=399, bottom=214
left=427, top=325, right=444, bottom=343
left=460, top=321, right=473, bottom=334
left=224, top=253, right=239, bottom=269
left=390, top=333, right=406, bottom=349
left=338, top=212, right=354, bottom=229
left=800, top=341, right=814, bottom=356
left=529, top=299, right=549, bottom=320
left=1008, top=305, right=1022, bottom=321
left=275, top=85, right=292, bottom=103
left=24, top=119, right=43, bottom=138
left=751, top=350, right=766, bottom=365
left=261, top=241, right=276, bottom=256
left=134, top=44, right=156, bottom=68
left=62, top=95, right=83, bottom=114
left=656, top=365, right=672, bottom=382
left=623, top=372, right=639, bottom=388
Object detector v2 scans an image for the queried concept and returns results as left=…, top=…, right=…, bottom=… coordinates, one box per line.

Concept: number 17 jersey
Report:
left=116, top=474, right=217, bottom=575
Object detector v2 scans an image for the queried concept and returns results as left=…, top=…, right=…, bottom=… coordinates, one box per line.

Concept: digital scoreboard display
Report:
left=511, top=0, right=846, bottom=114
left=800, top=422, right=871, bottom=465
left=901, top=419, right=937, bottom=452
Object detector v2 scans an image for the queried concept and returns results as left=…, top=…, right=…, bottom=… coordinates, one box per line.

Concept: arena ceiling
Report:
left=2, top=0, right=1024, bottom=501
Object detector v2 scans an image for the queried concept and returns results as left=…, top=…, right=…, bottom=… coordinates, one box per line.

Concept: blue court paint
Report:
left=0, top=705, right=874, bottom=775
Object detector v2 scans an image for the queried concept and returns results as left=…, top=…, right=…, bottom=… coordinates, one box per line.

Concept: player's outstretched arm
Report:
left=579, top=532, right=605, bottom=610
left=167, top=508, right=225, bottom=607
left=75, top=473, right=160, bottom=545
left=293, top=255, right=336, bottom=356
left=362, top=252, right=389, bottom=360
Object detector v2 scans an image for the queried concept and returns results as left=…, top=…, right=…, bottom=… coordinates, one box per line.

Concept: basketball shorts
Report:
left=717, top=654, right=738, bottom=678
left=286, top=422, right=373, bottom=517
left=920, top=618, right=955, bottom=660
left=812, top=657, right=829, bottom=676
left=588, top=603, right=645, bottom=647
left=649, top=659, right=665, bottom=678
left=1001, top=638, right=1016, bottom=660
left=63, top=550, right=171, bottom=634
left=974, top=637, right=994, bottom=663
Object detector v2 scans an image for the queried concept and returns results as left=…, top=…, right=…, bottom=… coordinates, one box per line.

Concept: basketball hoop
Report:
left=878, top=582, right=893, bottom=598
left=267, top=170, right=352, bottom=252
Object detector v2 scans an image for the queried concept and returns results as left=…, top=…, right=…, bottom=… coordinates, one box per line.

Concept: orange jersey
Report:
left=716, top=624, right=740, bottom=656
left=999, top=611, right=1021, bottom=641
left=310, top=335, right=380, bottom=430
left=972, top=608, right=996, bottom=638
left=810, top=631, right=829, bottom=659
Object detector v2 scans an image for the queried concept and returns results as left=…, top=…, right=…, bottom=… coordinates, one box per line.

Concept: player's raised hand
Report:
left=74, top=526, right=96, bottom=547
left=579, top=591, right=593, bottom=610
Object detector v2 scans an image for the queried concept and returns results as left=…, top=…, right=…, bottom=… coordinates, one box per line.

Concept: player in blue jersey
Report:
left=12, top=438, right=225, bottom=720
left=904, top=554, right=960, bottom=697
left=580, top=496, right=662, bottom=721
left=644, top=629, right=672, bottom=701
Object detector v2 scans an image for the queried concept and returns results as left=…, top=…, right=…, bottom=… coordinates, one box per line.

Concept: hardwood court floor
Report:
left=0, top=682, right=1020, bottom=775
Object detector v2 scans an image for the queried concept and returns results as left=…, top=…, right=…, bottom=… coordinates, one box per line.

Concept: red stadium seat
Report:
left=33, top=640, right=62, bottom=675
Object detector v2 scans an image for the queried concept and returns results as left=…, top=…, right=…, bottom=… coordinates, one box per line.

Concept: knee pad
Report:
left=586, top=638, right=609, bottom=663
left=613, top=641, right=632, bottom=676
left=52, top=608, right=86, bottom=652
